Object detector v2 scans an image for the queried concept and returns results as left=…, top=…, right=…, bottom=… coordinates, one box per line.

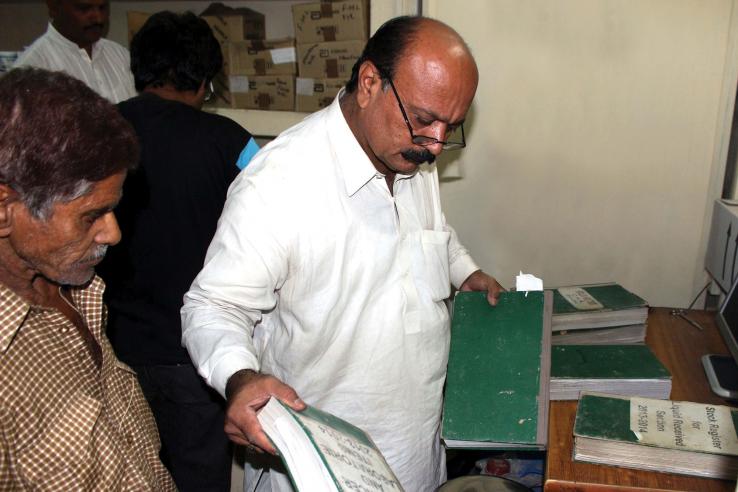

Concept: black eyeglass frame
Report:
left=383, top=74, right=466, bottom=151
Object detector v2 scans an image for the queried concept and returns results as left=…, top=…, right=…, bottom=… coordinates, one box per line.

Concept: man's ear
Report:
left=355, top=61, right=383, bottom=109
left=0, top=184, right=19, bottom=237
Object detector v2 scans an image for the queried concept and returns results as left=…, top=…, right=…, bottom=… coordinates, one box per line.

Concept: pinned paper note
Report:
left=516, top=272, right=543, bottom=296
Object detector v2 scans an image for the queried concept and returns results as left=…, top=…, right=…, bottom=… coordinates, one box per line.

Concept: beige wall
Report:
left=3, top=0, right=735, bottom=309
left=426, top=0, right=738, bottom=307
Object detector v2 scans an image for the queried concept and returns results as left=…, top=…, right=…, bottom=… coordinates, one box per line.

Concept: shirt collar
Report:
left=0, top=276, right=105, bottom=354
left=45, top=21, right=97, bottom=56
left=326, top=89, right=385, bottom=197
left=0, top=283, right=31, bottom=354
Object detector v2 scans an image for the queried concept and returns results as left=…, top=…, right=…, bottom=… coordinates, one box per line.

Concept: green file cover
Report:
left=552, top=283, right=647, bottom=315
left=442, top=290, right=552, bottom=449
left=551, top=345, right=670, bottom=379
left=573, top=392, right=738, bottom=479
left=550, top=345, right=672, bottom=400
left=550, top=283, right=648, bottom=331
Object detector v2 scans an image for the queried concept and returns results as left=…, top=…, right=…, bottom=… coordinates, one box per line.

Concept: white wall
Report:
left=3, top=0, right=735, bottom=309
left=426, top=0, right=738, bottom=307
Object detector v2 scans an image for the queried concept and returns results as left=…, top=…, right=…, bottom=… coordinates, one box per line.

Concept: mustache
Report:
left=401, top=148, right=436, bottom=165
left=80, top=245, right=108, bottom=264
left=84, top=23, right=105, bottom=31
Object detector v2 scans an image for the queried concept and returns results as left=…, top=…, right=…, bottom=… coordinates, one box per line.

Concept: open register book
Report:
left=257, top=397, right=404, bottom=492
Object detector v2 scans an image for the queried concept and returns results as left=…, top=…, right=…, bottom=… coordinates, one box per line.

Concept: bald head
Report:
left=346, top=16, right=477, bottom=94
left=406, top=18, right=477, bottom=80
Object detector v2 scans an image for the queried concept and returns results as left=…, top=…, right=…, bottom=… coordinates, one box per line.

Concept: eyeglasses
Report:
left=204, top=81, right=215, bottom=102
left=383, top=74, right=466, bottom=151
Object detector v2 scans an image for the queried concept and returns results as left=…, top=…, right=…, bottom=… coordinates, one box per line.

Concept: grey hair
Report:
left=18, top=179, right=94, bottom=221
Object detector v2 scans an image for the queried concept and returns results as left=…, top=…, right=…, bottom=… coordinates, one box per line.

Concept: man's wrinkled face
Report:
left=10, top=171, right=125, bottom=286
left=49, top=0, right=109, bottom=49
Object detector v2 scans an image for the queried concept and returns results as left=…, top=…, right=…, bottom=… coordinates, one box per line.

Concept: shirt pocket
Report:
left=418, top=230, right=451, bottom=301
left=17, top=393, right=102, bottom=488
left=107, top=360, right=160, bottom=449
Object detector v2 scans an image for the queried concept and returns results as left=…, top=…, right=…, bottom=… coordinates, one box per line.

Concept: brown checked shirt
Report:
left=0, top=277, right=176, bottom=491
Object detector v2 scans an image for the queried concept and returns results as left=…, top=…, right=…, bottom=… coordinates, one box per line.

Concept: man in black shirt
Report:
left=98, top=11, right=258, bottom=491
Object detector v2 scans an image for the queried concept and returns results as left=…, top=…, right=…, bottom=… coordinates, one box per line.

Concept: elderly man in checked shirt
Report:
left=0, top=68, right=175, bottom=491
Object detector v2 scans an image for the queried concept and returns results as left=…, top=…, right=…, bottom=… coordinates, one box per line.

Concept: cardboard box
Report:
left=230, top=75, right=295, bottom=111
left=297, top=40, right=364, bottom=79
left=127, top=11, right=151, bottom=44
left=201, top=3, right=265, bottom=44
left=292, top=0, right=368, bottom=44
left=228, top=38, right=297, bottom=76
left=295, top=77, right=345, bottom=112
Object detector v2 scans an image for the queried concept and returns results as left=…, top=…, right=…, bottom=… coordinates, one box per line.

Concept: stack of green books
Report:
left=550, top=345, right=671, bottom=400
left=551, top=283, right=648, bottom=345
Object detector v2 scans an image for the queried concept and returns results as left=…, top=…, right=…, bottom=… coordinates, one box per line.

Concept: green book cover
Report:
left=574, top=393, right=738, bottom=452
left=551, top=345, right=670, bottom=380
left=573, top=393, right=738, bottom=479
left=259, top=398, right=403, bottom=491
left=552, top=283, right=647, bottom=315
left=442, top=290, right=552, bottom=449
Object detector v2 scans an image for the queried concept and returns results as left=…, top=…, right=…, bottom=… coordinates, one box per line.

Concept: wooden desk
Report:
left=545, top=307, right=737, bottom=491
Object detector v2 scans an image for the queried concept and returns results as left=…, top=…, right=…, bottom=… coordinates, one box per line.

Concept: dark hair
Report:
left=345, top=16, right=425, bottom=93
left=0, top=67, right=138, bottom=219
left=130, top=11, right=222, bottom=92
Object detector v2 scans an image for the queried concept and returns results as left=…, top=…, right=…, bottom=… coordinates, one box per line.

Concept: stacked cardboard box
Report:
left=226, top=38, right=297, bottom=110
left=199, top=3, right=279, bottom=109
left=293, top=0, right=368, bottom=112
left=126, top=11, right=151, bottom=44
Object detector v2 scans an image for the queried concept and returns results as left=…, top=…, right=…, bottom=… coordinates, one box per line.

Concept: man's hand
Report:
left=224, top=369, right=306, bottom=454
left=459, top=270, right=505, bottom=306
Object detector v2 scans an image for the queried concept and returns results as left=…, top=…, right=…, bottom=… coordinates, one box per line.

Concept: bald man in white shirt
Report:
left=182, top=15, right=504, bottom=492
left=15, top=0, right=135, bottom=103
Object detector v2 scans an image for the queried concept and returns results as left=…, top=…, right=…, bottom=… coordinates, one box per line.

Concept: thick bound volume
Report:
left=550, top=345, right=672, bottom=400
left=551, top=283, right=648, bottom=332
left=573, top=392, right=738, bottom=479
left=442, top=290, right=552, bottom=450
left=257, top=397, right=404, bottom=492
left=552, top=324, right=646, bottom=345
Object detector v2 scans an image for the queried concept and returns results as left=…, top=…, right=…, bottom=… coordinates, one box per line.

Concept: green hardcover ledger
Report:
left=257, top=397, right=403, bottom=491
left=442, top=290, right=552, bottom=450
left=550, top=283, right=648, bottom=331
left=551, top=345, right=672, bottom=400
left=573, top=392, right=738, bottom=479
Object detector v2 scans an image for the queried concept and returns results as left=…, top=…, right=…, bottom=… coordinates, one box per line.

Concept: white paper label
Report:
left=270, top=47, right=296, bottom=65
left=296, top=78, right=315, bottom=96
left=629, top=397, right=738, bottom=454
left=558, top=286, right=604, bottom=310
left=229, top=75, right=249, bottom=93
left=515, top=271, right=543, bottom=293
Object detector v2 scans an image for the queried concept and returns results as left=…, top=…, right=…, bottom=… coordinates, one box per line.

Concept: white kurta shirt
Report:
left=15, top=23, right=135, bottom=103
left=182, top=93, right=479, bottom=492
